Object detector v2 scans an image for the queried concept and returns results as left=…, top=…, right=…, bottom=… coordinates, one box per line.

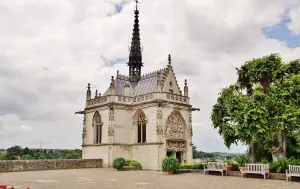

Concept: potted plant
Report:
left=235, top=155, right=248, bottom=171
left=225, top=160, right=233, bottom=172
left=161, top=156, right=180, bottom=175
left=113, top=157, right=126, bottom=171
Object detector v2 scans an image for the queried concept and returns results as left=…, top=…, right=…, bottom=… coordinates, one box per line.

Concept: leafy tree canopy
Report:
left=211, top=54, right=300, bottom=158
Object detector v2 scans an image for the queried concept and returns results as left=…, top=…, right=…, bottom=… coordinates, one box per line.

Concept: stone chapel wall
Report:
left=85, top=108, right=109, bottom=144
left=113, top=108, right=132, bottom=144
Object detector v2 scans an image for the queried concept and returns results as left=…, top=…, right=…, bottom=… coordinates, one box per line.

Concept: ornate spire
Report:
left=168, top=54, right=172, bottom=66
left=86, top=83, right=91, bottom=101
left=128, top=0, right=143, bottom=82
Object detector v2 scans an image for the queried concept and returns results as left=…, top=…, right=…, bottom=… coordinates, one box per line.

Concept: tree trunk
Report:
left=249, top=143, right=258, bottom=163
left=271, top=135, right=286, bottom=162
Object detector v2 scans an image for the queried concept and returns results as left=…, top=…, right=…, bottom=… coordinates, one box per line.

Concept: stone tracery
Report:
left=93, top=111, right=102, bottom=144
left=134, top=110, right=147, bottom=143
left=165, top=111, right=186, bottom=139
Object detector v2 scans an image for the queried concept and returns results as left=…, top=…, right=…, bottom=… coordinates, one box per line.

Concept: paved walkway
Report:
left=0, top=168, right=299, bottom=189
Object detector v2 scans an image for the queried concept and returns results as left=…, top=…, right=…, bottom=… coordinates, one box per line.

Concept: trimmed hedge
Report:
left=179, top=163, right=206, bottom=170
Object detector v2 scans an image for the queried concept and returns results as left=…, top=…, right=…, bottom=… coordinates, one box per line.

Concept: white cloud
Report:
left=20, top=125, right=33, bottom=131
left=287, top=7, right=300, bottom=35
left=0, top=0, right=300, bottom=152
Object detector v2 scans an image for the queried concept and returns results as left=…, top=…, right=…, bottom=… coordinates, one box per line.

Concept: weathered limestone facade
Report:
left=78, top=2, right=199, bottom=170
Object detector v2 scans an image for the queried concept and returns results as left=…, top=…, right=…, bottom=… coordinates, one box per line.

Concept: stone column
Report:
left=82, top=113, right=87, bottom=145
left=108, top=106, right=115, bottom=144
left=156, top=104, right=163, bottom=142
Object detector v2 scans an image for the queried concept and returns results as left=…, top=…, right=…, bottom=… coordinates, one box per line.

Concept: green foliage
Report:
left=270, top=157, right=300, bottom=173
left=211, top=53, right=300, bottom=158
left=179, top=163, right=204, bottom=169
left=231, top=163, right=239, bottom=171
left=21, top=154, right=34, bottom=160
left=161, top=156, right=180, bottom=172
left=124, top=159, right=142, bottom=169
left=6, top=145, right=22, bottom=160
left=208, top=158, right=216, bottom=162
left=225, top=160, right=233, bottom=166
left=113, top=157, right=126, bottom=170
left=3, top=146, right=82, bottom=160
left=192, top=146, right=215, bottom=159
left=261, top=158, right=269, bottom=164
left=0, top=153, right=7, bottom=160
left=235, top=155, right=248, bottom=167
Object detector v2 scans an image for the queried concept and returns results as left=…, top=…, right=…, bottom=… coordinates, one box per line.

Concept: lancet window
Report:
left=93, top=111, right=102, bottom=144
left=135, top=110, right=147, bottom=143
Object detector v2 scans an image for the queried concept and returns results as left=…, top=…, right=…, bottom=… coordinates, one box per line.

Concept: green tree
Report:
left=34, top=152, right=45, bottom=159
left=22, top=147, right=30, bottom=156
left=6, top=145, right=22, bottom=160
left=211, top=54, right=300, bottom=162
left=21, top=154, right=34, bottom=160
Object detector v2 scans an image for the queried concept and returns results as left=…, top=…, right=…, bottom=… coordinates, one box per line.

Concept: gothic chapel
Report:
left=76, top=1, right=200, bottom=170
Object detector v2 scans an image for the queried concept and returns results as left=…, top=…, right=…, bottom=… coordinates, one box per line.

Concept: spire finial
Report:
left=128, top=0, right=143, bottom=81
left=184, top=79, right=187, bottom=86
left=86, top=83, right=91, bottom=101
left=168, top=54, right=171, bottom=65
left=135, top=0, right=139, bottom=10
left=95, top=89, right=98, bottom=97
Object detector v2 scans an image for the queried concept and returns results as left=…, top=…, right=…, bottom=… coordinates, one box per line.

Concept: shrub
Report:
left=161, top=156, right=180, bottom=172
left=231, top=163, right=239, bottom=171
left=129, top=160, right=142, bottom=169
left=208, top=158, right=216, bottom=162
left=113, top=157, right=126, bottom=170
left=225, top=160, right=233, bottom=166
left=270, top=157, right=300, bottom=173
left=179, top=163, right=206, bottom=170
left=235, top=155, right=248, bottom=167
left=125, top=159, right=131, bottom=166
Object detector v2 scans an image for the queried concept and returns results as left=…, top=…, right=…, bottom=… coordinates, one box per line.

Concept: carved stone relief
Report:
left=137, top=112, right=146, bottom=125
left=108, top=126, right=114, bottom=136
left=109, top=108, right=114, bottom=121
left=188, top=125, right=193, bottom=137
left=157, top=109, right=163, bottom=119
left=166, top=140, right=186, bottom=150
left=156, top=124, right=163, bottom=135
left=165, top=112, right=185, bottom=139
left=83, top=114, right=86, bottom=125
left=82, top=127, right=87, bottom=139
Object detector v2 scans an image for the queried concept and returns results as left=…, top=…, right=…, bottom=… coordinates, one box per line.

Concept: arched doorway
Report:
left=164, top=110, right=187, bottom=164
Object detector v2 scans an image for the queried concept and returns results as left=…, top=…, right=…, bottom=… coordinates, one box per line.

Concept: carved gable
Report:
left=161, top=68, right=180, bottom=95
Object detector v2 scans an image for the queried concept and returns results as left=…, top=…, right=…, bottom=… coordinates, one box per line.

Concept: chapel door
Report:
left=176, top=152, right=182, bottom=164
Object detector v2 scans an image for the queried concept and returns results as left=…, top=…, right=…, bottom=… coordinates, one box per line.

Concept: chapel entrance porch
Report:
left=166, top=150, right=184, bottom=164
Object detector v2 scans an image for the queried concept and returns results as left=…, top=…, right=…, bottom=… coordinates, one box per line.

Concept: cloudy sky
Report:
left=1, top=0, right=300, bottom=152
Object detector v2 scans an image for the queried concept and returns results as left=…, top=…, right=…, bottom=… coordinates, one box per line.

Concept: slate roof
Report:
left=103, top=68, right=168, bottom=96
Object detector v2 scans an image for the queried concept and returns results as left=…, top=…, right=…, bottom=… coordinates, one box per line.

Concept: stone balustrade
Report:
left=86, top=92, right=189, bottom=108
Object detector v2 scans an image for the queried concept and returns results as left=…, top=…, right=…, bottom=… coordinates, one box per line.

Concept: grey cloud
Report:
left=0, top=0, right=300, bottom=152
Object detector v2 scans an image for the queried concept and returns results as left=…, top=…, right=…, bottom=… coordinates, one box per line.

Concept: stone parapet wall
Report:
left=0, top=159, right=102, bottom=173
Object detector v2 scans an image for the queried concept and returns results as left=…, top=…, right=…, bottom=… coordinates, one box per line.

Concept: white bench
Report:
left=241, top=164, right=269, bottom=179
left=286, top=164, right=300, bottom=181
left=204, top=162, right=227, bottom=176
